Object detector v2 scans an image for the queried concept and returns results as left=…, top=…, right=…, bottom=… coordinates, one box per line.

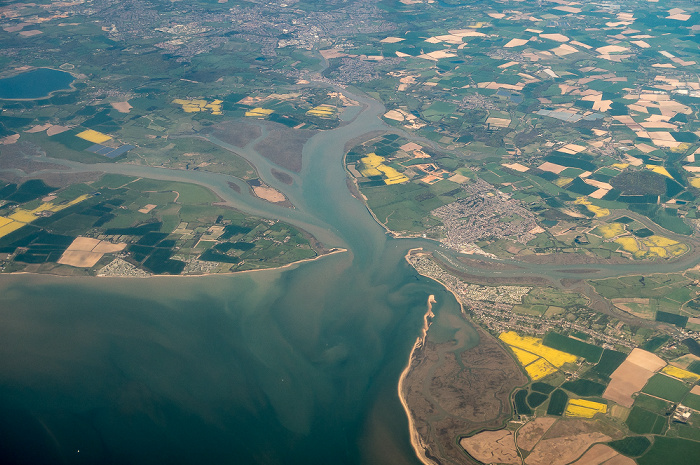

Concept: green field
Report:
left=608, top=436, right=651, bottom=457
left=638, top=437, right=700, bottom=465
left=531, top=382, right=555, bottom=394
left=590, top=349, right=628, bottom=377
left=543, top=332, right=603, bottom=362
left=514, top=389, right=531, bottom=415
left=634, top=394, right=674, bottom=414
left=626, top=406, right=667, bottom=435
left=561, top=379, right=606, bottom=397
left=546, top=389, right=568, bottom=416
left=527, top=391, right=548, bottom=408
left=682, top=393, right=700, bottom=411
left=641, top=374, right=691, bottom=402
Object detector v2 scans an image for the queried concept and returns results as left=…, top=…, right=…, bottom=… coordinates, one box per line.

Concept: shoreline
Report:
left=397, top=292, right=437, bottom=465
left=1, top=247, right=348, bottom=280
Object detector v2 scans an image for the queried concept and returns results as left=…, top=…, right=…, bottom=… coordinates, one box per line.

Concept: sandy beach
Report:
left=397, top=293, right=437, bottom=465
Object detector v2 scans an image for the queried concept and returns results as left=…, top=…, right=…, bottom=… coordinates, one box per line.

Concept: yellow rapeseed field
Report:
left=525, top=358, right=558, bottom=380
left=574, top=197, right=609, bottom=217
left=690, top=177, right=700, bottom=189
left=643, top=235, right=678, bottom=247
left=554, top=177, right=573, bottom=187
left=647, top=246, right=667, bottom=258
left=0, top=194, right=90, bottom=239
left=0, top=221, right=25, bottom=239
left=244, top=107, right=274, bottom=118
left=499, top=331, right=577, bottom=367
left=76, top=129, right=112, bottom=144
left=611, top=163, right=629, bottom=170
left=8, top=209, right=37, bottom=223
left=510, top=347, right=540, bottom=366
left=565, top=399, right=607, bottom=418
left=172, top=99, right=222, bottom=115
left=615, top=236, right=639, bottom=253
left=662, top=365, right=700, bottom=382
left=668, top=243, right=689, bottom=256
left=358, top=153, right=408, bottom=184
left=378, top=165, right=409, bottom=185
left=306, top=105, right=336, bottom=117
left=358, top=153, right=384, bottom=177
left=647, top=165, right=673, bottom=179
left=595, top=222, right=625, bottom=239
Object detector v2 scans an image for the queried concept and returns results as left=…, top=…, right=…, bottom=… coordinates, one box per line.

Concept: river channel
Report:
left=1, top=85, right=699, bottom=465
left=0, top=88, right=461, bottom=465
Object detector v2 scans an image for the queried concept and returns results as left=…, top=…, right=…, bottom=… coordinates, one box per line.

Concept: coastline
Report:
left=1, top=247, right=348, bottom=280
left=397, top=293, right=437, bottom=465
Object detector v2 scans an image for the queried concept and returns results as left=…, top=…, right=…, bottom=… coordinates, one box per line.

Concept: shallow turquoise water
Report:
left=0, top=89, right=463, bottom=464
left=0, top=68, right=74, bottom=100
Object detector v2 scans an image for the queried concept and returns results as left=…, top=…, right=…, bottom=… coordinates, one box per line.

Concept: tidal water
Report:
left=0, top=89, right=465, bottom=464
left=0, top=68, right=74, bottom=100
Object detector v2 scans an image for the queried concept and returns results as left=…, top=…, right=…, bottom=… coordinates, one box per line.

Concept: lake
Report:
left=0, top=68, right=74, bottom=100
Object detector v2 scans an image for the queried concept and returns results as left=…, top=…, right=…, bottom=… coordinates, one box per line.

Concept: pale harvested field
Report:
left=540, top=33, right=570, bottom=42
left=92, top=242, right=126, bottom=254
left=504, top=38, right=529, bottom=47
left=111, top=101, right=132, bottom=113
left=604, top=349, right=664, bottom=407
left=502, top=163, right=529, bottom=172
left=517, top=417, right=557, bottom=451
left=570, top=444, right=618, bottom=465
left=604, top=363, right=655, bottom=407
left=627, top=348, right=666, bottom=371
left=448, top=174, right=469, bottom=183
left=400, top=142, right=422, bottom=152
left=526, top=420, right=611, bottom=465
left=19, top=30, right=42, bottom=37
left=253, top=186, right=286, bottom=203
left=539, top=162, right=567, bottom=174
left=486, top=117, right=511, bottom=128
left=26, top=123, right=52, bottom=133
left=460, top=430, right=520, bottom=465
left=67, top=237, right=102, bottom=251
left=691, top=385, right=700, bottom=396
left=58, top=237, right=126, bottom=267
left=319, top=48, right=348, bottom=59
left=383, top=110, right=405, bottom=121
left=58, top=250, right=103, bottom=268
left=46, top=125, right=71, bottom=136
left=138, top=204, right=157, bottom=214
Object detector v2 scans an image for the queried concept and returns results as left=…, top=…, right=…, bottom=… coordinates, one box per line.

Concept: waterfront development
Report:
left=2, top=0, right=700, bottom=464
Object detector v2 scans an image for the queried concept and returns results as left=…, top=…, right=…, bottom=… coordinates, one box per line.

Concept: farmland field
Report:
left=641, top=374, right=691, bottom=402
left=638, top=437, right=700, bottom=465
left=625, top=406, right=666, bottom=435
left=546, top=389, right=568, bottom=416
left=543, top=332, right=603, bottom=362
left=608, top=436, right=651, bottom=457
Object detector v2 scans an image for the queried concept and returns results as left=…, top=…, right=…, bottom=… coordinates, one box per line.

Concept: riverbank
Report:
left=2, top=247, right=348, bottom=280
left=398, top=294, right=437, bottom=465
